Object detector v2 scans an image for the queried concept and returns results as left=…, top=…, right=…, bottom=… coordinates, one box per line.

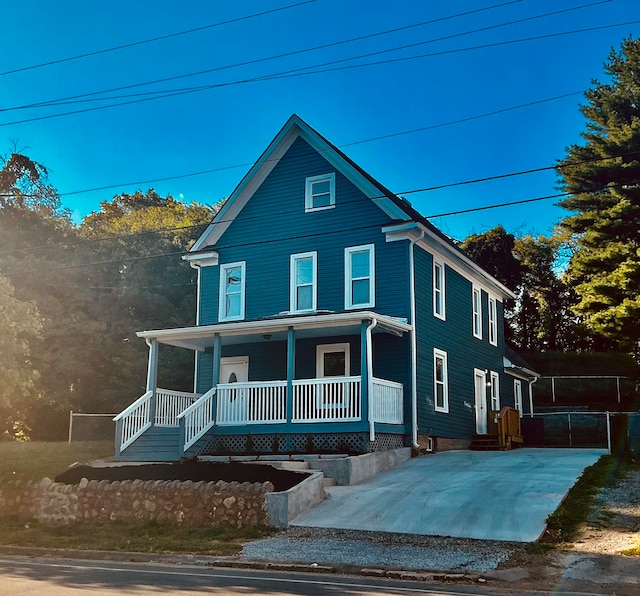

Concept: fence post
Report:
left=552, top=377, right=556, bottom=403
left=68, top=410, right=73, bottom=444
left=606, top=411, right=611, bottom=455
left=616, top=377, right=621, bottom=404
left=568, top=412, right=572, bottom=447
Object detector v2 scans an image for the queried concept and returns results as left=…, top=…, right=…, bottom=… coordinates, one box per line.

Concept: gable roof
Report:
left=189, top=114, right=515, bottom=299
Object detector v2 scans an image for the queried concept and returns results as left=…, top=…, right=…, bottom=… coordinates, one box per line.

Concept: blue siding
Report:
left=198, top=137, right=410, bottom=325
left=414, top=247, right=507, bottom=440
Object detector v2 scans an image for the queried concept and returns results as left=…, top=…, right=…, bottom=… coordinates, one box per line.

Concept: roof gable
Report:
left=191, top=114, right=407, bottom=252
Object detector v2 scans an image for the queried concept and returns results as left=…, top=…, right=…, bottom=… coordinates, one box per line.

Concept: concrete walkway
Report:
left=291, top=448, right=606, bottom=542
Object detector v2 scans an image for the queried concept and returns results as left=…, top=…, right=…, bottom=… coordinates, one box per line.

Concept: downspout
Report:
left=366, top=317, right=378, bottom=441
left=188, top=261, right=202, bottom=394
left=409, top=229, right=425, bottom=448
left=529, top=376, right=538, bottom=418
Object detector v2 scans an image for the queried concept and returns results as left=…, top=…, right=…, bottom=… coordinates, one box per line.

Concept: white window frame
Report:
left=290, top=251, right=317, bottom=313
left=433, top=348, right=449, bottom=413
left=488, top=295, right=497, bottom=346
left=305, top=173, right=335, bottom=212
left=490, top=371, right=500, bottom=411
left=472, top=286, right=482, bottom=339
left=514, top=379, right=523, bottom=417
left=316, top=343, right=350, bottom=409
left=345, top=244, right=375, bottom=309
left=218, top=261, right=246, bottom=322
left=433, top=259, right=446, bottom=320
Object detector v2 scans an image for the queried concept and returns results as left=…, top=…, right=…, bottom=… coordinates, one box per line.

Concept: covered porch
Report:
left=114, top=312, right=412, bottom=460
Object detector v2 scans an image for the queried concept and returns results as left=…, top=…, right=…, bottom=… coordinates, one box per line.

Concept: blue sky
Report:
left=1, top=0, right=639, bottom=241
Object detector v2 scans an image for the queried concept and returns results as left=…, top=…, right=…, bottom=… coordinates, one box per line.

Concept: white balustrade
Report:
left=113, top=390, right=153, bottom=452
left=178, top=387, right=217, bottom=451
left=217, top=381, right=287, bottom=425
left=155, top=389, right=200, bottom=427
left=292, top=376, right=361, bottom=423
left=370, top=377, right=404, bottom=424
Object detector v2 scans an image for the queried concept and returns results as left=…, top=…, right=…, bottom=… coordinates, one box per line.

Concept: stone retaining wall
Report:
left=0, top=477, right=274, bottom=527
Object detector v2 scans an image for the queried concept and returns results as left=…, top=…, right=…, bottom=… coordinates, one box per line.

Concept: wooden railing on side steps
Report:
left=488, top=406, right=523, bottom=451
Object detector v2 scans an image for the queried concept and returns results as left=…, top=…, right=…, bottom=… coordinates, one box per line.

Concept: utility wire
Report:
left=0, top=1, right=318, bottom=77
left=2, top=149, right=638, bottom=257
left=0, top=183, right=627, bottom=276
left=4, top=0, right=524, bottom=112
left=2, top=11, right=630, bottom=128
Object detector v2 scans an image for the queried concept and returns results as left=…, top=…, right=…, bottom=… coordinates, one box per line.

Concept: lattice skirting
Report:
left=197, top=432, right=407, bottom=456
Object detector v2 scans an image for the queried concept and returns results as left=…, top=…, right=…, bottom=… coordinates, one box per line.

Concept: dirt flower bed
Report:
left=55, top=461, right=307, bottom=492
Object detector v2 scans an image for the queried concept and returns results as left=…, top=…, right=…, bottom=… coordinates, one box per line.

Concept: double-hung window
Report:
left=219, top=262, right=245, bottom=322
left=433, top=259, right=446, bottom=320
left=345, top=244, right=375, bottom=309
left=290, top=252, right=317, bottom=313
left=305, top=173, right=335, bottom=212
left=488, top=296, right=497, bottom=346
left=433, top=348, right=449, bottom=413
left=472, top=286, right=482, bottom=339
left=490, top=371, right=500, bottom=410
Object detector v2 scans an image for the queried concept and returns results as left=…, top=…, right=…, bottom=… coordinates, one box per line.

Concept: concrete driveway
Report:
left=291, top=448, right=606, bottom=542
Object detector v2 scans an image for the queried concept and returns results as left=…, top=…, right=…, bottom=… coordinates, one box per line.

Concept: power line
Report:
left=0, top=184, right=625, bottom=277
left=2, top=9, right=630, bottom=128
left=4, top=1, right=524, bottom=113
left=0, top=1, right=318, bottom=77
left=0, top=89, right=588, bottom=201
left=2, top=148, right=638, bottom=257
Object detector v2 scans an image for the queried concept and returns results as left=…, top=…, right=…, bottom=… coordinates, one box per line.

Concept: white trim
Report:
left=305, top=173, right=335, bottom=212
left=316, top=343, right=350, bottom=409
left=490, top=371, right=500, bottom=410
left=345, top=244, right=375, bottom=309
left=218, top=261, right=246, bottom=322
left=182, top=251, right=219, bottom=267
left=472, top=285, right=482, bottom=339
left=488, top=295, right=498, bottom=346
left=514, top=379, right=523, bottom=417
left=137, top=311, right=412, bottom=352
left=316, top=343, right=351, bottom=377
left=474, top=368, right=487, bottom=434
left=433, top=259, right=446, bottom=320
left=382, top=222, right=515, bottom=301
left=290, top=251, right=317, bottom=313
left=433, top=348, right=449, bottom=413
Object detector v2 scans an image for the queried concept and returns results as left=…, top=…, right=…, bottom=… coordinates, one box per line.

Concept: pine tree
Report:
left=557, top=37, right=640, bottom=356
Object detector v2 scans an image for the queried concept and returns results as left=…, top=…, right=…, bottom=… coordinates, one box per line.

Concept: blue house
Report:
left=114, top=115, right=533, bottom=461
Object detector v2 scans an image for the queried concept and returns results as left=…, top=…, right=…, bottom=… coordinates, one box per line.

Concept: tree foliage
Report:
left=557, top=37, right=640, bottom=355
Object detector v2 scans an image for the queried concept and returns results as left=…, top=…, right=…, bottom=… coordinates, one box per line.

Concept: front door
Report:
left=220, top=356, right=249, bottom=385
left=474, top=369, right=487, bottom=434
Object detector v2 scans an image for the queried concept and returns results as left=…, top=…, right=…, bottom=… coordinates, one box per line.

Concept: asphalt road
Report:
left=0, top=555, right=556, bottom=596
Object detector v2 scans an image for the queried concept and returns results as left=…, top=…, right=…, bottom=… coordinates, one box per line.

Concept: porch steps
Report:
left=469, top=433, right=500, bottom=451
left=118, top=426, right=182, bottom=462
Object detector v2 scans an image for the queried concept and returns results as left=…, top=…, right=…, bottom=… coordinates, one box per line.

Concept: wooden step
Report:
left=469, top=434, right=500, bottom=451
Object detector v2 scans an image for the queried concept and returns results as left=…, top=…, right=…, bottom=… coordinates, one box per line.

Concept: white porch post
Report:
left=146, top=339, right=159, bottom=423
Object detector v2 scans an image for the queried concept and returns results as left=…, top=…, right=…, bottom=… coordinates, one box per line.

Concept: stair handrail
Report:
left=177, top=386, right=217, bottom=452
left=496, top=406, right=522, bottom=450
left=113, top=390, right=154, bottom=452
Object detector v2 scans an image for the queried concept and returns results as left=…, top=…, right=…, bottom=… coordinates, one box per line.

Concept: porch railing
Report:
left=155, top=389, right=200, bottom=427
left=370, top=377, right=404, bottom=424
left=217, top=381, right=287, bottom=425
left=177, top=386, right=217, bottom=452
left=292, top=376, right=361, bottom=422
left=113, top=390, right=153, bottom=452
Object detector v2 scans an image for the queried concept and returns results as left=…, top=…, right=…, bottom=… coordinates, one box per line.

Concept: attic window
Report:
left=305, top=173, right=335, bottom=212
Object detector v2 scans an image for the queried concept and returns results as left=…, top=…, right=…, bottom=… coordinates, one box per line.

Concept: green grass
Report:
left=543, top=455, right=630, bottom=544
left=0, top=441, right=113, bottom=482
left=0, top=517, right=274, bottom=555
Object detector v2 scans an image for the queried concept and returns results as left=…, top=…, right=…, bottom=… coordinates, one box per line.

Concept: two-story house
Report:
left=113, top=115, right=522, bottom=461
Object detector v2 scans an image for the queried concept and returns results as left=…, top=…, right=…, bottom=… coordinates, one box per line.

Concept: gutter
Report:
left=409, top=229, right=425, bottom=448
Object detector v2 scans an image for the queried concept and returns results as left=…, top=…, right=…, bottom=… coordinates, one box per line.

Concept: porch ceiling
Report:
left=136, top=311, right=412, bottom=351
